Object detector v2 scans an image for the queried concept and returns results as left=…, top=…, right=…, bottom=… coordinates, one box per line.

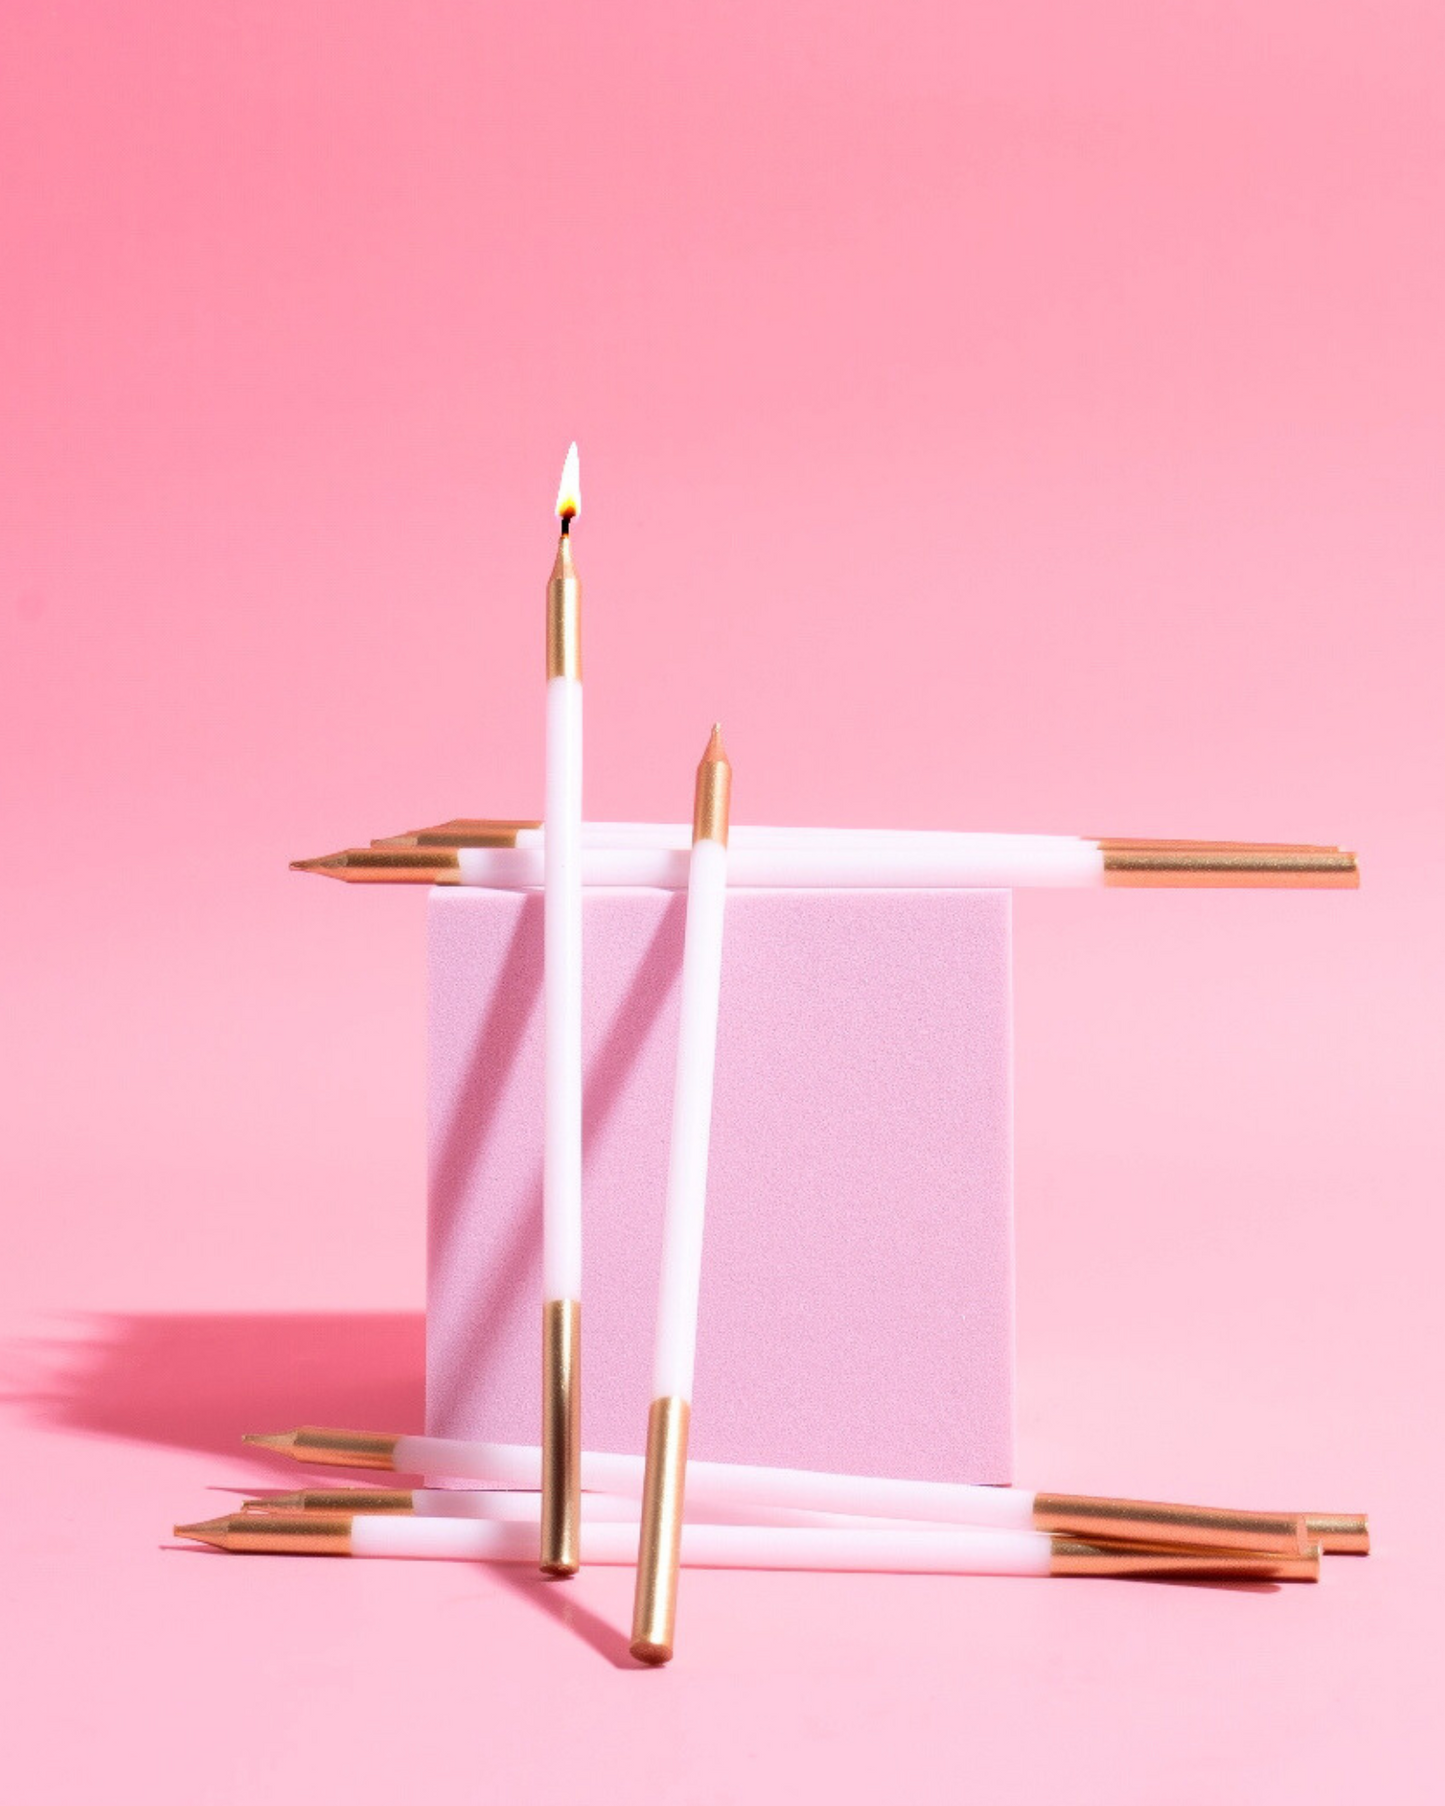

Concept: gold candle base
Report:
left=630, top=1397, right=691, bottom=1665
left=1101, top=847, right=1358, bottom=887
left=1049, top=1539, right=1321, bottom=1581
left=1304, top=1513, right=1370, bottom=1554
left=540, top=1299, right=581, bottom=1576
left=1031, top=1492, right=1307, bottom=1555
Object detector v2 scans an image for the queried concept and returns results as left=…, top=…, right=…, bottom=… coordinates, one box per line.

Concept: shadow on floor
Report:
left=8, top=1310, right=426, bottom=1459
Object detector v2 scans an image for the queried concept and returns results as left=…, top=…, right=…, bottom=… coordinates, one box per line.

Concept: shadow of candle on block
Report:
left=426, top=890, right=686, bottom=1436
left=8, top=1311, right=426, bottom=1460
left=426, top=895, right=545, bottom=1435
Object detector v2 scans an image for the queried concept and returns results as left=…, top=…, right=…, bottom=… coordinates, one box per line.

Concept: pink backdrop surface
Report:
left=1, top=4, right=1440, bottom=1802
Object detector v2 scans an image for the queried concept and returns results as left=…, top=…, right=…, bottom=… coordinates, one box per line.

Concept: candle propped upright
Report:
left=555, top=441, right=581, bottom=533
left=541, top=438, right=585, bottom=1578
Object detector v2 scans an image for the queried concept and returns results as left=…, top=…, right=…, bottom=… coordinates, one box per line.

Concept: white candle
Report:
left=246, top=1487, right=973, bottom=1530
left=298, top=833, right=1359, bottom=890
left=463, top=838, right=1102, bottom=888
left=632, top=727, right=733, bottom=1664
left=178, top=1513, right=1321, bottom=1582
left=540, top=441, right=584, bottom=1577
left=243, top=1430, right=1322, bottom=1553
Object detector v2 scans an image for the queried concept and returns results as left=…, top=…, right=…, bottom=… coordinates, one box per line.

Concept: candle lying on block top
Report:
left=384, top=822, right=1343, bottom=854
left=241, top=1430, right=1368, bottom=1554
left=292, top=832, right=1358, bottom=889
left=174, top=1513, right=1322, bottom=1581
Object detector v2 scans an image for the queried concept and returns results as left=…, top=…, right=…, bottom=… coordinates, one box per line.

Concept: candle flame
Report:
left=555, top=442, right=581, bottom=521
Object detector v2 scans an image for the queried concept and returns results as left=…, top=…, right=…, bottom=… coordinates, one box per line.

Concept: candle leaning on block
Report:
left=632, top=725, right=732, bottom=1666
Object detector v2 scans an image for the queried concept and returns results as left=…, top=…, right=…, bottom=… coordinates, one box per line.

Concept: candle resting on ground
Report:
left=176, top=1514, right=1323, bottom=1581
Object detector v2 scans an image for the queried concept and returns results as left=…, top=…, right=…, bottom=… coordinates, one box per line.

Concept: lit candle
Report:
left=541, top=442, right=583, bottom=1576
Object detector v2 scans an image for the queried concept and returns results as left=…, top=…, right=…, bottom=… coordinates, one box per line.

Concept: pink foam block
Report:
left=427, top=888, right=1014, bottom=1482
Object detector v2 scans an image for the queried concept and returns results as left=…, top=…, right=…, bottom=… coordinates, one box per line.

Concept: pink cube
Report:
left=427, top=887, right=1013, bottom=1482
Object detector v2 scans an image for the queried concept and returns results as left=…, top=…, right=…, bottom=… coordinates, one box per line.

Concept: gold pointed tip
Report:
left=704, top=723, right=728, bottom=762
left=242, top=1431, right=298, bottom=1453
left=174, top=1516, right=233, bottom=1550
left=240, top=1492, right=307, bottom=1513
left=290, top=854, right=347, bottom=875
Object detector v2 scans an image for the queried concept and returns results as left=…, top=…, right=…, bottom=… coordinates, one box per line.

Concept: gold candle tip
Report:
left=546, top=537, right=582, bottom=678
left=173, top=1512, right=357, bottom=1554
left=693, top=726, right=732, bottom=846
left=241, top=1489, right=416, bottom=1515
left=174, top=1516, right=233, bottom=1549
left=242, top=1431, right=298, bottom=1453
left=242, top=1426, right=402, bottom=1468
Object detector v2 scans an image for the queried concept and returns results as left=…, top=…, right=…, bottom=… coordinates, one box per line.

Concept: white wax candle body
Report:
left=408, top=1489, right=955, bottom=1530
left=390, top=1436, right=1037, bottom=1532
left=543, top=673, right=583, bottom=1301
left=524, top=823, right=1091, bottom=852
left=653, top=834, right=728, bottom=1401
left=462, top=839, right=1104, bottom=891
left=350, top=1514, right=1053, bottom=1575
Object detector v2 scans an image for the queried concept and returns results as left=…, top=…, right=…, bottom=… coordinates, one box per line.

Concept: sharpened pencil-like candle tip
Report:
left=242, top=1431, right=298, bottom=1452
left=693, top=725, right=733, bottom=844
left=175, top=1517, right=232, bottom=1549
left=555, top=441, right=580, bottom=523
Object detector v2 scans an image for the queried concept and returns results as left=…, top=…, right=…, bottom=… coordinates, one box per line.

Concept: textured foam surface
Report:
left=427, top=887, right=1013, bottom=1482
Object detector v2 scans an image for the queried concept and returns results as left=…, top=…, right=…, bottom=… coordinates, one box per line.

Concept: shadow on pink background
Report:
left=1, top=2, right=1441, bottom=1800
left=12, top=1312, right=425, bottom=1459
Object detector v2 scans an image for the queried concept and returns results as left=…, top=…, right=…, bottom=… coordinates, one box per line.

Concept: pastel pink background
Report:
left=1, top=5, right=1439, bottom=1802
